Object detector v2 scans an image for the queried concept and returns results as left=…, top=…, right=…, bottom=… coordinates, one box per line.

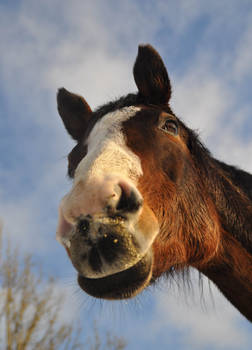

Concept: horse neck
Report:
left=201, top=160, right=252, bottom=321
left=201, top=232, right=252, bottom=321
left=210, top=160, right=252, bottom=255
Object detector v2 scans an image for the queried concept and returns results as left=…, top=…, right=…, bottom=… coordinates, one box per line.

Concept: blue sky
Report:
left=0, top=0, right=252, bottom=349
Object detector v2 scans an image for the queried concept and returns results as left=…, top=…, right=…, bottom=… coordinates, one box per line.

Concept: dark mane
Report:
left=94, top=93, right=139, bottom=116
left=216, top=160, right=252, bottom=201
left=184, top=126, right=252, bottom=255
left=94, top=93, right=174, bottom=119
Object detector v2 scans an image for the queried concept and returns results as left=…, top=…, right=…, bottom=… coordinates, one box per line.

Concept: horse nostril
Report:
left=77, top=218, right=90, bottom=237
left=116, top=187, right=142, bottom=213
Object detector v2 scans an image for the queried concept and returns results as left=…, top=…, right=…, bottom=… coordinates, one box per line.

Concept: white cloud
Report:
left=233, top=14, right=252, bottom=81
left=0, top=160, right=71, bottom=255
left=171, top=61, right=233, bottom=140
left=0, top=0, right=161, bottom=109
left=171, top=63, right=252, bottom=174
left=212, top=107, right=252, bottom=173
left=151, top=272, right=251, bottom=349
left=170, top=41, right=252, bottom=175
left=0, top=1, right=252, bottom=349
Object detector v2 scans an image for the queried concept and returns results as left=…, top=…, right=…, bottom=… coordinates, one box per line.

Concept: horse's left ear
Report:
left=133, top=44, right=171, bottom=105
left=57, top=88, right=92, bottom=141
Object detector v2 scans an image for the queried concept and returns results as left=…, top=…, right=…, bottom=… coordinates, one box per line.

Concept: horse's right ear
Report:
left=57, top=88, right=92, bottom=141
left=133, top=44, right=171, bottom=105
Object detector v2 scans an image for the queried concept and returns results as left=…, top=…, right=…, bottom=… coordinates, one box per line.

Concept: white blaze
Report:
left=75, top=106, right=142, bottom=183
left=58, top=106, right=143, bottom=230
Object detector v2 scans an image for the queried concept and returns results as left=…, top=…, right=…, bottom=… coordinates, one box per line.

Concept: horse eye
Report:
left=160, top=119, right=178, bottom=135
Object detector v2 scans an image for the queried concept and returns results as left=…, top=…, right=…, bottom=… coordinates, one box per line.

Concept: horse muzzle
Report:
left=56, top=175, right=159, bottom=299
left=68, top=214, right=154, bottom=299
left=69, top=214, right=150, bottom=279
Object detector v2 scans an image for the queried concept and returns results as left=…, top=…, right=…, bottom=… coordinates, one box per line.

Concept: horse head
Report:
left=56, top=45, right=252, bottom=321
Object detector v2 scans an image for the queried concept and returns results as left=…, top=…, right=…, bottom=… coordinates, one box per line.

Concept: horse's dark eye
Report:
left=160, top=119, right=178, bottom=135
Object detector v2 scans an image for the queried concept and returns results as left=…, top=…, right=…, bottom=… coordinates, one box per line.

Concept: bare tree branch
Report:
left=0, top=226, right=127, bottom=350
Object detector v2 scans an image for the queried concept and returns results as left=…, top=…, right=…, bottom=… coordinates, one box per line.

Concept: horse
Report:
left=56, top=44, right=252, bottom=322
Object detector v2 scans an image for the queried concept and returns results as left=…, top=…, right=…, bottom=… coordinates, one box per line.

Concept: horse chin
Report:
left=77, top=249, right=153, bottom=300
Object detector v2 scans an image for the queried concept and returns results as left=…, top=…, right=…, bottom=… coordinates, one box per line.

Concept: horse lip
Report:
left=78, top=249, right=153, bottom=300
left=77, top=249, right=153, bottom=299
